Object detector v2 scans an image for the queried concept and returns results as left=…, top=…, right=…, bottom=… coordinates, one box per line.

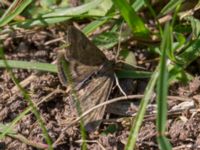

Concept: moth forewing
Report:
left=57, top=25, right=115, bottom=131
left=66, top=26, right=108, bottom=66
left=72, top=67, right=114, bottom=131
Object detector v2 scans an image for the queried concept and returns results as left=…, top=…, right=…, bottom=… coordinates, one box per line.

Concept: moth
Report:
left=57, top=25, right=114, bottom=131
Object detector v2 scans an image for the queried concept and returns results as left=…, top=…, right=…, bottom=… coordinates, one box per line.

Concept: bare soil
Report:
left=1, top=26, right=200, bottom=150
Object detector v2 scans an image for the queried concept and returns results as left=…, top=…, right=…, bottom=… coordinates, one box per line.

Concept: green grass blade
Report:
left=0, top=60, right=151, bottom=79
left=156, top=23, right=172, bottom=150
left=157, top=137, right=172, bottom=150
left=58, top=54, right=87, bottom=149
left=0, top=0, right=32, bottom=27
left=87, top=0, right=113, bottom=16
left=112, top=0, right=149, bottom=37
left=131, top=0, right=145, bottom=11
left=82, top=16, right=111, bottom=35
left=163, top=22, right=174, bottom=61
left=159, top=0, right=184, bottom=16
left=0, top=60, right=57, bottom=73
left=43, top=0, right=102, bottom=18
left=0, top=106, right=34, bottom=139
left=116, top=70, right=152, bottom=79
left=14, top=0, right=102, bottom=28
left=0, top=47, right=53, bottom=149
left=158, top=25, right=169, bottom=129
left=125, top=66, right=159, bottom=150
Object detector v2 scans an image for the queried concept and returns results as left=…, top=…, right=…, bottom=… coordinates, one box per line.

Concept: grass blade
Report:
left=58, top=54, right=87, bottom=149
left=159, top=0, right=183, bottom=16
left=0, top=60, right=151, bottom=79
left=0, top=60, right=57, bottom=73
left=82, top=16, right=112, bottom=35
left=131, top=0, right=145, bottom=11
left=0, top=47, right=53, bottom=150
left=0, top=0, right=32, bottom=27
left=125, top=66, right=159, bottom=150
left=15, top=0, right=102, bottom=28
left=156, top=22, right=172, bottom=150
left=112, top=0, right=149, bottom=37
left=116, top=70, right=151, bottom=79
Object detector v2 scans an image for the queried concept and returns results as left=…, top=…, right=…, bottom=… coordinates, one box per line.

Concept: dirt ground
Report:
left=1, top=26, right=200, bottom=150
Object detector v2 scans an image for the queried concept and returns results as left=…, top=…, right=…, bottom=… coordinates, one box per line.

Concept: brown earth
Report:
left=0, top=26, right=200, bottom=150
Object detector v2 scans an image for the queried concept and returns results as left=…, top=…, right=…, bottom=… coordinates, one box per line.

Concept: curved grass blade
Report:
left=159, top=0, right=184, bottom=16
left=131, top=0, right=145, bottom=11
left=125, top=66, right=159, bottom=150
left=0, top=47, right=53, bottom=149
left=15, top=0, right=102, bottom=28
left=0, top=0, right=32, bottom=27
left=112, top=0, right=149, bottom=37
left=58, top=54, right=87, bottom=149
left=82, top=16, right=112, bottom=35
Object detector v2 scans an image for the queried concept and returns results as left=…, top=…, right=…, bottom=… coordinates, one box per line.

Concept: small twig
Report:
left=8, top=133, right=49, bottom=149
left=114, top=73, right=127, bottom=96
left=36, top=87, right=66, bottom=106
left=54, top=94, right=192, bottom=146
left=76, top=140, right=106, bottom=150
left=53, top=94, right=143, bottom=146
left=172, top=144, right=193, bottom=150
left=117, top=59, right=146, bottom=70
left=44, top=37, right=64, bottom=45
left=69, top=95, right=143, bottom=126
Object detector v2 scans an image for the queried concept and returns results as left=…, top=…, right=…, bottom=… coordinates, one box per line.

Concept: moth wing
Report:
left=72, top=69, right=114, bottom=131
left=66, top=25, right=108, bottom=66
left=58, top=26, right=109, bottom=86
left=57, top=52, right=99, bottom=86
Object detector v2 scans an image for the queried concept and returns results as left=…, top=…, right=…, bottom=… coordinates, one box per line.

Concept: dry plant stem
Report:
left=19, top=88, right=65, bottom=123
left=143, top=108, right=197, bottom=122
left=0, top=89, right=64, bottom=149
left=172, top=144, right=194, bottom=150
left=53, top=94, right=144, bottom=147
left=3, top=74, right=37, bottom=100
left=44, top=37, right=64, bottom=45
left=75, top=140, right=106, bottom=150
left=8, top=133, right=49, bottom=149
left=4, top=60, right=57, bottom=101
left=114, top=73, right=127, bottom=96
left=53, top=94, right=194, bottom=146
left=158, top=14, right=172, bottom=25
left=67, top=95, right=191, bottom=127
left=105, top=108, right=200, bottom=129
left=18, top=93, right=194, bottom=148
left=67, top=95, right=143, bottom=125
left=36, top=88, right=65, bottom=106
left=11, top=74, right=37, bottom=92
left=116, top=59, right=146, bottom=70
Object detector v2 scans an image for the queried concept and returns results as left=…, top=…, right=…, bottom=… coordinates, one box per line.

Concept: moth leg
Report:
left=114, top=73, right=127, bottom=96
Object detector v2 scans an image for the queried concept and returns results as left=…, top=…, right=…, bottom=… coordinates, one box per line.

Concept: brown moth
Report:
left=57, top=26, right=114, bottom=131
